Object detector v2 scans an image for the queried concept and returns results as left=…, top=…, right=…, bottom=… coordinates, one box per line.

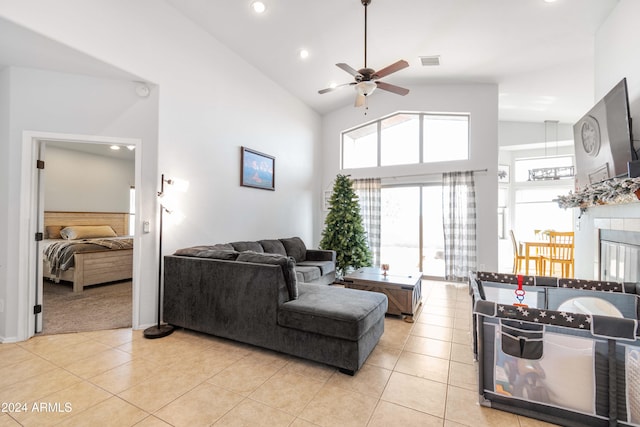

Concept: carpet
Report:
left=42, top=279, right=132, bottom=335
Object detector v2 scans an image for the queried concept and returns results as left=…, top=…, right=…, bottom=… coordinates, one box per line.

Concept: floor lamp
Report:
left=144, top=173, right=188, bottom=339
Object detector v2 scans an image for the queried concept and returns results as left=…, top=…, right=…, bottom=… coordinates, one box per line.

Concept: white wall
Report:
left=0, top=69, right=10, bottom=322
left=0, top=66, right=158, bottom=341
left=595, top=0, right=640, bottom=147
left=499, top=121, right=574, bottom=149
left=574, top=0, right=640, bottom=279
left=0, top=0, right=321, bottom=340
left=321, top=84, right=499, bottom=272
left=45, top=146, right=134, bottom=213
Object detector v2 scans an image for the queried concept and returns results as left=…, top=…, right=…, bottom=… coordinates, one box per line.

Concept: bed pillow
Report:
left=46, top=225, right=63, bottom=239
left=60, top=225, right=117, bottom=240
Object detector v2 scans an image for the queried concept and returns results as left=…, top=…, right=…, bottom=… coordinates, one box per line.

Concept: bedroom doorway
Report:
left=26, top=132, right=143, bottom=336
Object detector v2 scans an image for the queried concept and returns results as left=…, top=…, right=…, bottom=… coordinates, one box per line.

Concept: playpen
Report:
left=470, top=271, right=640, bottom=427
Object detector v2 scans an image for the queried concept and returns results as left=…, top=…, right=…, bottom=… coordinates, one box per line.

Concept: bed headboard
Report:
left=44, top=211, right=130, bottom=237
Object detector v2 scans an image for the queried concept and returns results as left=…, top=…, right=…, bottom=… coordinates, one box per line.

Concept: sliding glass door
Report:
left=380, top=187, right=420, bottom=273
left=422, top=185, right=445, bottom=278
left=380, top=184, right=444, bottom=278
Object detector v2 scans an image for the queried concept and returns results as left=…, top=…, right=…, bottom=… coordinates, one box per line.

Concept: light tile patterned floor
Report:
left=0, top=281, right=559, bottom=426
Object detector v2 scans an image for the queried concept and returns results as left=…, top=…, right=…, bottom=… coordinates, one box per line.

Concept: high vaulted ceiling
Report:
left=0, top=1, right=619, bottom=124
left=166, top=0, right=618, bottom=123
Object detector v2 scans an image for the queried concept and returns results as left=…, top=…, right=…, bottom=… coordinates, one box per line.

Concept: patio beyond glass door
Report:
left=380, top=185, right=444, bottom=278
left=422, top=185, right=445, bottom=278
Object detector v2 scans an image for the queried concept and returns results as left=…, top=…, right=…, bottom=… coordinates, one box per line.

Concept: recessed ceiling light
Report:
left=127, top=145, right=135, bottom=151
left=251, top=1, right=266, bottom=13
left=110, top=145, right=121, bottom=151
left=543, top=0, right=557, bottom=3
left=299, top=49, right=310, bottom=60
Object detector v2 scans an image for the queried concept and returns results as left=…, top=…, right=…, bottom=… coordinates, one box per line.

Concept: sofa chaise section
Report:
left=163, top=254, right=387, bottom=374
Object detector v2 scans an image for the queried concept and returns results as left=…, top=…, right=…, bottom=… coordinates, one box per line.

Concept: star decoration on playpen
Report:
left=495, top=304, right=592, bottom=330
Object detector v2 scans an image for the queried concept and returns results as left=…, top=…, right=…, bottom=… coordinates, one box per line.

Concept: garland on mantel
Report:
left=556, top=176, right=640, bottom=209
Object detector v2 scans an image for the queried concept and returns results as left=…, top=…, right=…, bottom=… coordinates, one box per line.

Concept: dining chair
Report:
left=545, top=231, right=575, bottom=278
left=509, top=229, right=541, bottom=275
left=534, top=230, right=552, bottom=275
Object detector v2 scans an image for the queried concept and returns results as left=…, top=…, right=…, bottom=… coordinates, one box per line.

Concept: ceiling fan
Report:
left=318, top=0, right=410, bottom=108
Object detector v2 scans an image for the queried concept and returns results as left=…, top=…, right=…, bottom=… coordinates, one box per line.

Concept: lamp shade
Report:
left=168, top=177, right=189, bottom=192
left=355, top=81, right=377, bottom=97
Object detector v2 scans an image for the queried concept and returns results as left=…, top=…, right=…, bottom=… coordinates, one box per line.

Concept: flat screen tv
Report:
left=573, top=78, right=635, bottom=191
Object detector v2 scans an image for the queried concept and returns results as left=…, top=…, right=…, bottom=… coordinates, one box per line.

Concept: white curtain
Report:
left=442, top=171, right=477, bottom=281
left=353, top=178, right=381, bottom=266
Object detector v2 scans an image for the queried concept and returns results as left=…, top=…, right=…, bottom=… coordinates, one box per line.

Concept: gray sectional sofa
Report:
left=174, top=237, right=336, bottom=286
left=163, top=237, right=388, bottom=374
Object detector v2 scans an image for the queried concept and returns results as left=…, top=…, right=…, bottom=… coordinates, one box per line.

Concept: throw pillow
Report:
left=174, top=247, right=239, bottom=260
left=279, top=237, right=307, bottom=263
left=174, top=244, right=235, bottom=256
left=259, top=239, right=287, bottom=256
left=236, top=251, right=298, bottom=300
left=230, top=241, right=264, bottom=253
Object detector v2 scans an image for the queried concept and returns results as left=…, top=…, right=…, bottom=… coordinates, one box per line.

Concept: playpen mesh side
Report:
left=626, top=345, right=640, bottom=425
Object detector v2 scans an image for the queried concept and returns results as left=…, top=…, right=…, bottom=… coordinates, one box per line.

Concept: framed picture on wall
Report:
left=498, top=164, right=510, bottom=183
left=241, top=147, right=275, bottom=191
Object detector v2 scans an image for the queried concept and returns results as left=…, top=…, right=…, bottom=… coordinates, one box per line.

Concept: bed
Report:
left=42, top=211, right=134, bottom=292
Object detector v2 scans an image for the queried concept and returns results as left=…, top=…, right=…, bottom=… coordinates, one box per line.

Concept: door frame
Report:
left=19, top=130, right=142, bottom=340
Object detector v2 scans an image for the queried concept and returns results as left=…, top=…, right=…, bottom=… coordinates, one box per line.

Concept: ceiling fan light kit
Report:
left=317, top=0, right=410, bottom=109
left=355, top=81, right=377, bottom=97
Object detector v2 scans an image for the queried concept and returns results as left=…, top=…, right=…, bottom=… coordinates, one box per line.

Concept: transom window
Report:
left=342, top=112, right=469, bottom=169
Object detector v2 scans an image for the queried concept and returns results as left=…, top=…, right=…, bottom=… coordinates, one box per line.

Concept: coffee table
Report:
left=343, top=267, right=422, bottom=322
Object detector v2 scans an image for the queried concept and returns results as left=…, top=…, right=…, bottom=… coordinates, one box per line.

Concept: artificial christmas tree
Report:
left=320, top=174, right=372, bottom=279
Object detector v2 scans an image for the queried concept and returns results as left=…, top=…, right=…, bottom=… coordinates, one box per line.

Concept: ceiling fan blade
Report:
left=354, top=94, right=366, bottom=108
left=318, top=82, right=355, bottom=95
left=336, top=63, right=362, bottom=77
left=376, top=81, right=410, bottom=96
left=374, top=59, right=409, bottom=79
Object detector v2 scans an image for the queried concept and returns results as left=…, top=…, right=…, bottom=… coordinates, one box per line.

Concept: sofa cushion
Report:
left=279, top=237, right=307, bottom=262
left=230, top=241, right=264, bottom=253
left=259, top=239, right=287, bottom=256
left=295, top=266, right=321, bottom=283
left=296, top=260, right=335, bottom=276
left=236, top=251, right=298, bottom=300
left=173, top=248, right=239, bottom=260
left=278, top=285, right=387, bottom=341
